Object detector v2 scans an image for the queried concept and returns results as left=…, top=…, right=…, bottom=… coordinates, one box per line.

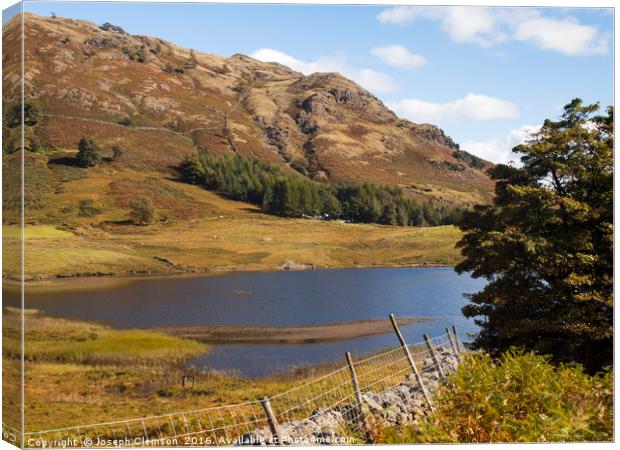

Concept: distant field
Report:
left=3, top=167, right=463, bottom=281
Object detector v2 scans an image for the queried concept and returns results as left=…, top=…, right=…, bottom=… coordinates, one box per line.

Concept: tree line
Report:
left=180, top=153, right=462, bottom=227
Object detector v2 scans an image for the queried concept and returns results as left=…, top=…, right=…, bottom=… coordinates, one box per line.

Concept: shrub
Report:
left=4, top=100, right=41, bottom=128
left=3, top=127, right=41, bottom=154
left=76, top=137, right=101, bottom=167
left=117, top=116, right=134, bottom=127
left=112, top=146, right=124, bottom=159
left=77, top=199, right=101, bottom=218
left=452, top=149, right=485, bottom=169
left=129, top=197, right=157, bottom=225
left=379, top=351, right=613, bottom=443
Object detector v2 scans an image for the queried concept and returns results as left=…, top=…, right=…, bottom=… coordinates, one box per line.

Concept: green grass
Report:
left=4, top=310, right=207, bottom=366
left=3, top=225, right=73, bottom=239
left=24, top=330, right=207, bottom=365
left=378, top=351, right=613, bottom=443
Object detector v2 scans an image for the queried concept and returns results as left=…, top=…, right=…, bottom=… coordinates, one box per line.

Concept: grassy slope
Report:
left=4, top=161, right=462, bottom=281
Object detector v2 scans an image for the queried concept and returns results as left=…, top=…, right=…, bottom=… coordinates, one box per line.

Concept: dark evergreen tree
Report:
left=181, top=152, right=451, bottom=228
left=456, top=99, right=613, bottom=372
left=76, top=137, right=101, bottom=167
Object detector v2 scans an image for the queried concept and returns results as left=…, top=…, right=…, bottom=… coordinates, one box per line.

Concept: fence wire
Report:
left=7, top=329, right=463, bottom=447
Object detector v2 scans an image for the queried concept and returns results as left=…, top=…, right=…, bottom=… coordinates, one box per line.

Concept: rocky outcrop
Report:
left=99, top=22, right=127, bottom=34
left=397, top=120, right=460, bottom=150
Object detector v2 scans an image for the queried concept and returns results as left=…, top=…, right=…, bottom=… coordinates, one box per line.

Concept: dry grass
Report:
left=4, top=163, right=462, bottom=281
left=40, top=116, right=196, bottom=171
left=3, top=310, right=434, bottom=436
left=1, top=310, right=349, bottom=431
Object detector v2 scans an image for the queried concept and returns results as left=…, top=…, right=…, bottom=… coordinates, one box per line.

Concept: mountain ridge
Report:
left=3, top=12, right=494, bottom=207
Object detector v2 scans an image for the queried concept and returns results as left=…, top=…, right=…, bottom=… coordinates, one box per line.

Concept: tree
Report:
left=76, top=137, right=101, bottom=167
left=129, top=197, right=157, bottom=225
left=456, top=99, right=613, bottom=372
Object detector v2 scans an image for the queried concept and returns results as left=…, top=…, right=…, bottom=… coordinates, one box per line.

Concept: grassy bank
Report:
left=2, top=309, right=212, bottom=430
left=2, top=310, right=412, bottom=432
left=3, top=168, right=463, bottom=281
left=158, top=317, right=432, bottom=344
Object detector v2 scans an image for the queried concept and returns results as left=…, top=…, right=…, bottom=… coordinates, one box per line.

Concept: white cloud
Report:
left=462, top=124, right=540, bottom=165
left=370, top=45, right=427, bottom=69
left=355, top=69, right=398, bottom=93
left=387, top=93, right=519, bottom=125
left=514, top=17, right=608, bottom=56
left=377, top=6, right=608, bottom=56
left=250, top=48, right=397, bottom=93
left=376, top=6, right=419, bottom=25
left=439, top=7, right=506, bottom=47
left=251, top=48, right=306, bottom=71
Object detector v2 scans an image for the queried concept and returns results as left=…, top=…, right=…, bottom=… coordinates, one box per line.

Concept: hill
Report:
left=2, top=13, right=492, bottom=280
left=4, top=13, right=493, bottom=202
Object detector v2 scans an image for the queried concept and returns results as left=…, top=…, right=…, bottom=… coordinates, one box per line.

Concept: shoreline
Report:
left=3, top=263, right=454, bottom=293
left=158, top=317, right=435, bottom=344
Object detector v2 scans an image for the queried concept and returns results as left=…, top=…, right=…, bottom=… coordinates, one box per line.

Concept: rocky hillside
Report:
left=4, top=13, right=493, bottom=207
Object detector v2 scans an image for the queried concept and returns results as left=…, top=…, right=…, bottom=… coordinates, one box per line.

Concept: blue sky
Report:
left=12, top=2, right=615, bottom=163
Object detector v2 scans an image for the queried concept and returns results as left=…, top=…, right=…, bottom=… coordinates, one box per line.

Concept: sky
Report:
left=9, top=2, right=616, bottom=164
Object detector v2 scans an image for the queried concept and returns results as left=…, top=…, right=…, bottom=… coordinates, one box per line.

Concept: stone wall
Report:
left=240, top=347, right=460, bottom=445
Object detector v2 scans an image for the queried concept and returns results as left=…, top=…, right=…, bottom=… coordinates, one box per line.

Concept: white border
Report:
left=0, top=1, right=616, bottom=450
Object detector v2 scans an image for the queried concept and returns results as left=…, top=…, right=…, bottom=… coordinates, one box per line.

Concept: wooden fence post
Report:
left=446, top=327, right=461, bottom=362
left=260, top=397, right=283, bottom=445
left=423, top=334, right=445, bottom=379
left=345, top=352, right=366, bottom=425
left=451, top=325, right=464, bottom=353
left=345, top=352, right=374, bottom=443
left=182, top=375, right=195, bottom=389
left=388, top=313, right=433, bottom=410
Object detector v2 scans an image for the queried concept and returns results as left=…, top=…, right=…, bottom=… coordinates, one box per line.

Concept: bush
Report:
left=4, top=100, right=41, bottom=128
left=76, top=137, right=101, bottom=167
left=379, top=351, right=613, bottom=443
left=452, top=149, right=485, bottom=169
left=77, top=199, right=101, bottom=218
left=117, top=116, right=134, bottom=127
left=129, top=197, right=157, bottom=225
left=112, top=146, right=124, bottom=160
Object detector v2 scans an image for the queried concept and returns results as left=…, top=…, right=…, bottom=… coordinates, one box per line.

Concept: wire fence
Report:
left=4, top=320, right=464, bottom=448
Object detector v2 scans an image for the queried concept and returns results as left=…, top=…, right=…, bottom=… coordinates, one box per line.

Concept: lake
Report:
left=7, top=267, right=486, bottom=377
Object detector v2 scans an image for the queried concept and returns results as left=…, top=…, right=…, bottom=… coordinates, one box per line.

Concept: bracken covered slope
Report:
left=4, top=13, right=494, bottom=206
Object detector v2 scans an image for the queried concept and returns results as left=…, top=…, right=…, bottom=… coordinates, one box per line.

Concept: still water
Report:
left=8, top=267, right=485, bottom=377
